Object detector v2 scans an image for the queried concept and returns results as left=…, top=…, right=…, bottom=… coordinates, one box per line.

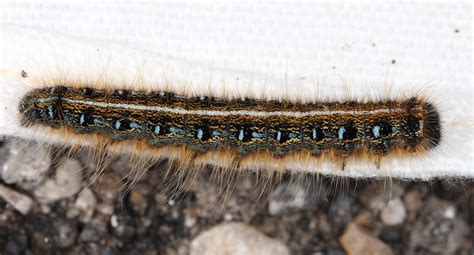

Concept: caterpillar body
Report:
left=19, top=86, right=441, bottom=170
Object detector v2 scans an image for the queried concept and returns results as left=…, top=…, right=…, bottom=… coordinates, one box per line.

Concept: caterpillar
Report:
left=18, top=85, right=441, bottom=172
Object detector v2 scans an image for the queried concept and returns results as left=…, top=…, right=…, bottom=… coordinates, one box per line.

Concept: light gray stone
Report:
left=381, top=198, right=406, bottom=226
left=268, top=182, right=307, bottom=215
left=1, top=141, right=51, bottom=190
left=190, top=222, right=290, bottom=255
left=0, top=184, right=35, bottom=215
left=409, top=196, right=469, bottom=254
left=70, top=187, right=97, bottom=223
left=34, top=158, right=82, bottom=203
left=268, top=179, right=323, bottom=215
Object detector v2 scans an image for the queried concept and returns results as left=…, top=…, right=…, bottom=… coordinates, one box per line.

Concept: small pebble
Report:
left=110, top=213, right=136, bottom=239
left=360, top=183, right=404, bottom=211
left=1, top=141, right=51, bottom=190
left=379, top=226, right=402, bottom=243
left=190, top=222, right=290, bottom=255
left=268, top=181, right=307, bottom=215
left=339, top=223, right=394, bottom=255
left=92, top=172, right=122, bottom=213
left=328, top=196, right=354, bottom=232
left=128, top=189, right=148, bottom=215
left=0, top=183, right=34, bottom=215
left=380, top=198, right=406, bottom=226
left=5, top=234, right=28, bottom=255
left=184, top=209, right=197, bottom=228
left=80, top=218, right=107, bottom=243
left=96, top=202, right=114, bottom=216
left=110, top=215, right=119, bottom=228
left=403, top=188, right=424, bottom=214
left=54, top=220, right=78, bottom=248
left=73, top=188, right=97, bottom=223
left=34, top=158, right=82, bottom=203
left=409, top=196, right=468, bottom=254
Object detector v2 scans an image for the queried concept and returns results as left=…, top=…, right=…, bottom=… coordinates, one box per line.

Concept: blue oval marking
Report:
left=154, top=125, right=161, bottom=134
left=238, top=129, right=245, bottom=141
left=197, top=128, right=204, bottom=140
left=338, top=126, right=346, bottom=140
left=47, top=105, right=54, bottom=119
left=372, top=125, right=381, bottom=138
left=79, top=114, right=85, bottom=125
left=115, top=120, right=121, bottom=130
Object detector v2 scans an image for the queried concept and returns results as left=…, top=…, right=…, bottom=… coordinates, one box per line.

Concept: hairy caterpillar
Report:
left=19, top=85, right=441, bottom=173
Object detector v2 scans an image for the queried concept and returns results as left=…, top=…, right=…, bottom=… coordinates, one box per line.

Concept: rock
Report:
left=328, top=196, right=354, bottom=232
left=34, top=158, right=82, bottom=203
left=339, top=223, right=394, bottom=255
left=70, top=188, right=97, bottom=223
left=184, top=208, right=197, bottom=228
left=403, top=188, right=424, bottom=215
left=379, top=226, right=402, bottom=243
left=110, top=213, right=136, bottom=239
left=409, top=196, right=468, bottom=254
left=92, top=172, right=122, bottom=215
left=190, top=222, right=290, bottom=255
left=5, top=234, right=28, bottom=255
left=96, top=202, right=114, bottom=216
left=0, top=184, right=35, bottom=215
left=54, top=220, right=78, bottom=248
left=1, top=141, right=51, bottom=189
left=84, top=243, right=115, bottom=255
left=80, top=218, right=107, bottom=243
left=268, top=180, right=311, bottom=215
left=380, top=198, right=406, bottom=226
left=359, top=183, right=404, bottom=211
left=128, top=189, right=148, bottom=215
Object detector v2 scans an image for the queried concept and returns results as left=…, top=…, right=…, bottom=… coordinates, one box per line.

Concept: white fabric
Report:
left=0, top=2, right=472, bottom=179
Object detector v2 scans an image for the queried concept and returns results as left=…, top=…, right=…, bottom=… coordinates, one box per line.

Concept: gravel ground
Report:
left=0, top=139, right=472, bottom=255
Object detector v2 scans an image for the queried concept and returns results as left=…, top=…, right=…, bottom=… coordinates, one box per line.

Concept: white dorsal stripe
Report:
left=34, top=97, right=405, bottom=117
